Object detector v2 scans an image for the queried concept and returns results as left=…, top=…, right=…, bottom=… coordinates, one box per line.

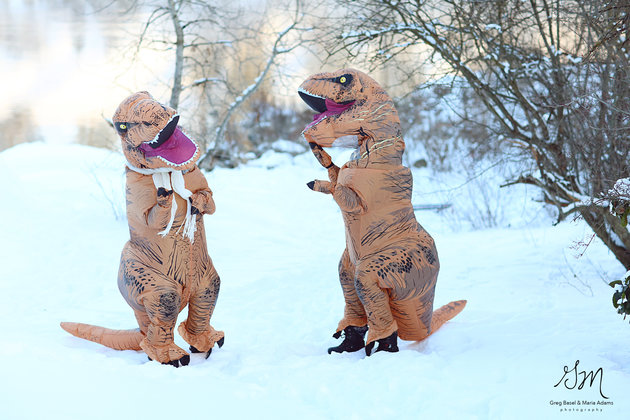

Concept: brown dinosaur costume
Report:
left=61, top=91, right=223, bottom=367
left=298, top=69, right=466, bottom=354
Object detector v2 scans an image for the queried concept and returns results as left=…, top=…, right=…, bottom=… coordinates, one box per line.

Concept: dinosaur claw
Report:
left=307, top=181, right=315, bottom=190
left=190, top=345, right=212, bottom=359
left=164, top=354, right=190, bottom=367
left=157, top=187, right=173, bottom=197
left=189, top=336, right=222, bottom=358
left=151, top=354, right=190, bottom=367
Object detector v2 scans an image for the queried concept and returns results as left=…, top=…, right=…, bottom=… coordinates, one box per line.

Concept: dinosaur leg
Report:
left=134, top=309, right=150, bottom=334
left=119, top=256, right=188, bottom=366
left=327, top=250, right=369, bottom=354
left=385, top=239, right=440, bottom=341
left=389, top=293, right=434, bottom=341
left=334, top=249, right=368, bottom=334
left=140, top=287, right=189, bottom=367
left=178, top=265, right=224, bottom=356
left=354, top=259, right=398, bottom=346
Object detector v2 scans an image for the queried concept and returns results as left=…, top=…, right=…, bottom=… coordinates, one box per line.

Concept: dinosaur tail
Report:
left=60, top=322, right=143, bottom=351
left=430, top=300, right=467, bottom=335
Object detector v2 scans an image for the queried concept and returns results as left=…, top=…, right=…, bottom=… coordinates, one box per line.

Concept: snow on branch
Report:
left=196, top=8, right=306, bottom=169
left=184, top=77, right=224, bottom=90
left=607, top=178, right=630, bottom=218
left=341, top=21, right=439, bottom=39
left=213, top=21, right=297, bottom=141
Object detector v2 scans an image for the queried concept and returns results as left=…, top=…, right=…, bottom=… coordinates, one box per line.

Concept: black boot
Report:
left=327, top=325, right=368, bottom=354
left=365, top=331, right=399, bottom=356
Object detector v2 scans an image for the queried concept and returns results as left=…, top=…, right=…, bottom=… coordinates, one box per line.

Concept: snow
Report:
left=485, top=24, right=502, bottom=32
left=610, top=177, right=630, bottom=199
left=1, top=142, right=629, bottom=419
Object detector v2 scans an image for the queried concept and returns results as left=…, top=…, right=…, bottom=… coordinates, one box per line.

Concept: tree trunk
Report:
left=168, top=0, right=184, bottom=110
left=580, top=207, right=630, bottom=270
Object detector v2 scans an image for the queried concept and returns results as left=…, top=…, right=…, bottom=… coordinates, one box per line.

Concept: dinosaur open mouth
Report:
left=299, top=90, right=355, bottom=129
left=138, top=116, right=198, bottom=166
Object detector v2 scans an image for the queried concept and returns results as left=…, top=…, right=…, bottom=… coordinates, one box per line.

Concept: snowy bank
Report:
left=0, top=142, right=628, bottom=419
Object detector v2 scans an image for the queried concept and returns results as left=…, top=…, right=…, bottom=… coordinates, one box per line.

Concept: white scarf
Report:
left=126, top=163, right=197, bottom=243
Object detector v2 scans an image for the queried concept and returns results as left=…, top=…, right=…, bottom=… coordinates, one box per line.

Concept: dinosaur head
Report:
left=112, top=91, right=199, bottom=171
left=298, top=68, right=400, bottom=148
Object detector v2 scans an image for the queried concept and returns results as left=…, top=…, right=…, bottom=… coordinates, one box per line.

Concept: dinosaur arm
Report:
left=126, top=170, right=174, bottom=230
left=332, top=183, right=366, bottom=214
left=308, top=141, right=339, bottom=181
left=308, top=180, right=334, bottom=194
left=307, top=180, right=366, bottom=213
left=186, top=167, right=216, bottom=215
left=190, top=190, right=215, bottom=215
left=147, top=188, right=175, bottom=228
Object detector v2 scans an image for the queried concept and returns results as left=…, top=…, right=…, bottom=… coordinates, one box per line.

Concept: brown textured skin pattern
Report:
left=300, top=69, right=466, bottom=345
left=61, top=92, right=223, bottom=365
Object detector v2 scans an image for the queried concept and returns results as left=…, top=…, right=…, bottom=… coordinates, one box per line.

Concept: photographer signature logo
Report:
left=553, top=360, right=608, bottom=400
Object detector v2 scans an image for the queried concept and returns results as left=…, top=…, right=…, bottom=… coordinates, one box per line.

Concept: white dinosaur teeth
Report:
left=298, top=87, right=325, bottom=99
left=155, top=143, right=200, bottom=167
left=144, top=114, right=180, bottom=145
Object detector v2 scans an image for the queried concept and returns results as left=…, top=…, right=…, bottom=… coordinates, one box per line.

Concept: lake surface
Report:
left=0, top=0, right=414, bottom=154
left=0, top=0, right=172, bottom=151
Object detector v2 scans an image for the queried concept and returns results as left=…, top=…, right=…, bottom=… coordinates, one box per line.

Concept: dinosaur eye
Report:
left=115, top=122, right=128, bottom=134
left=335, top=74, right=352, bottom=86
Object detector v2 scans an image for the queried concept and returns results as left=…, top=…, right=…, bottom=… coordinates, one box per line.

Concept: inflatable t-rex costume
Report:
left=61, top=92, right=223, bottom=367
left=298, top=69, right=466, bottom=355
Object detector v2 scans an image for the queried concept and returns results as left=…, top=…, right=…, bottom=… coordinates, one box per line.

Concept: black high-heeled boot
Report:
left=365, top=331, right=399, bottom=356
left=327, top=325, right=368, bottom=354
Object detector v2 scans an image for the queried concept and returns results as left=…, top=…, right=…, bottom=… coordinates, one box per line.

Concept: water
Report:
left=0, top=0, right=172, bottom=151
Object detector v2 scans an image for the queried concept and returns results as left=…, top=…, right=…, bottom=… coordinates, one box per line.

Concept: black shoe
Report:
left=365, top=331, right=399, bottom=356
left=327, top=325, right=368, bottom=354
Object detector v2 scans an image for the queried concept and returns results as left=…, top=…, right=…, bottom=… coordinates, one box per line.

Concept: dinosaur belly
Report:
left=338, top=166, right=419, bottom=263
left=119, top=170, right=213, bottom=311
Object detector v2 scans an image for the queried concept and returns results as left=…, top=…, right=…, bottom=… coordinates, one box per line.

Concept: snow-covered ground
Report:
left=0, top=142, right=628, bottom=420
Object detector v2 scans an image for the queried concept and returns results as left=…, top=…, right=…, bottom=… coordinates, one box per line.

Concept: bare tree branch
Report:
left=335, top=0, right=630, bottom=268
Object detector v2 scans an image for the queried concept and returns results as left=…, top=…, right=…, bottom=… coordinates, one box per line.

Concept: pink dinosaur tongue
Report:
left=308, top=98, right=355, bottom=129
left=139, top=126, right=197, bottom=165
